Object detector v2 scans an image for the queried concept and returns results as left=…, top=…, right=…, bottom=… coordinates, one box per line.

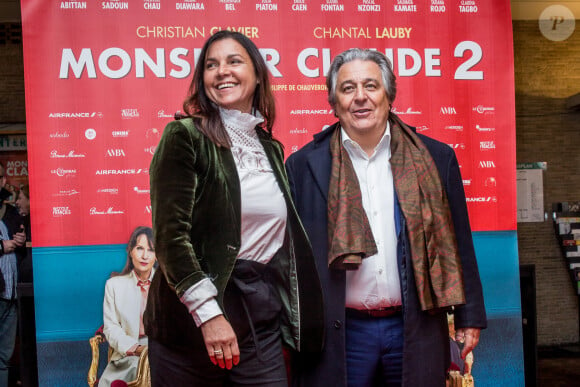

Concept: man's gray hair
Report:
left=326, top=49, right=397, bottom=108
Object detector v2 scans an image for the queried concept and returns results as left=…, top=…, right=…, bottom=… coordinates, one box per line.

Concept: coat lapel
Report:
left=306, top=123, right=337, bottom=203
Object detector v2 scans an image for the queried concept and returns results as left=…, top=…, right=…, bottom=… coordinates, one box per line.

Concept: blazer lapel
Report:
left=218, top=145, right=242, bottom=234
left=306, top=124, right=337, bottom=203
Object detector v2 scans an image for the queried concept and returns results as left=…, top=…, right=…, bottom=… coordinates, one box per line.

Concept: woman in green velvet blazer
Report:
left=144, top=31, right=324, bottom=386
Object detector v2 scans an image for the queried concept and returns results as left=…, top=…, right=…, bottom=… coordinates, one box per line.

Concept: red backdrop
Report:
left=21, top=0, right=516, bottom=247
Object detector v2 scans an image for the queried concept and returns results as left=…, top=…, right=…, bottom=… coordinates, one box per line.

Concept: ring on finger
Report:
left=214, top=349, right=223, bottom=356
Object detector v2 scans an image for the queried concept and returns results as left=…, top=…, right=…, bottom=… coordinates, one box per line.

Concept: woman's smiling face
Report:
left=203, top=38, right=258, bottom=113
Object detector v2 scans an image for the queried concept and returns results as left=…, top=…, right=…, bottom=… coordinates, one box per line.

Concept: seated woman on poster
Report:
left=99, top=226, right=156, bottom=387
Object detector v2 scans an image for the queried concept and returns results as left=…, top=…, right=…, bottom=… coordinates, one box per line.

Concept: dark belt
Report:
left=346, top=305, right=402, bottom=318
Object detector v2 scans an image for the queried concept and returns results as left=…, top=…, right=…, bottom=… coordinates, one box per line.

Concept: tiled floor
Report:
left=537, top=345, right=580, bottom=387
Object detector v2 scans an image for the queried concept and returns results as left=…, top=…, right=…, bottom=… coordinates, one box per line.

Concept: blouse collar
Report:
left=219, top=107, right=264, bottom=133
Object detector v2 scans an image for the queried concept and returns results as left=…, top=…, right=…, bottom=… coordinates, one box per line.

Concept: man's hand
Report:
left=455, top=327, right=481, bottom=359
left=13, top=227, right=26, bottom=246
left=2, top=239, right=19, bottom=254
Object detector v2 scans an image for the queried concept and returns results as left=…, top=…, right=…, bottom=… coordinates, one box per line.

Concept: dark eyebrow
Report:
left=205, top=53, right=244, bottom=63
left=339, top=77, right=378, bottom=88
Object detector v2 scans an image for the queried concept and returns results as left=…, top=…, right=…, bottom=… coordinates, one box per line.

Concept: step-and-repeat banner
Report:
left=22, top=0, right=516, bottom=248
left=21, top=1, right=523, bottom=385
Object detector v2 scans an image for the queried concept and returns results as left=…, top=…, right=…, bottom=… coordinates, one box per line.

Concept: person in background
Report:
left=0, top=165, right=26, bottom=387
left=286, top=48, right=487, bottom=386
left=99, top=226, right=157, bottom=387
left=15, top=185, right=31, bottom=283
left=145, top=30, right=324, bottom=386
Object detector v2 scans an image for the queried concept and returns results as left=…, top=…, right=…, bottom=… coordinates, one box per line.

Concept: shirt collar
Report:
left=340, top=121, right=391, bottom=160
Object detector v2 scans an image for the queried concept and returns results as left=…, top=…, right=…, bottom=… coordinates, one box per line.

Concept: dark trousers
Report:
left=345, top=313, right=404, bottom=387
left=149, top=259, right=287, bottom=386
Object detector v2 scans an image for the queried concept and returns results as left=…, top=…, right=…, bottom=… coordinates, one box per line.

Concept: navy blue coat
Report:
left=286, top=122, right=487, bottom=387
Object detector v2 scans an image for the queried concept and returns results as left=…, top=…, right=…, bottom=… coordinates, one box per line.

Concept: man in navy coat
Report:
left=286, top=49, right=487, bottom=386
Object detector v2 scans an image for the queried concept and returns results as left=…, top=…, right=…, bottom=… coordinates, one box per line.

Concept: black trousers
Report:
left=149, top=259, right=287, bottom=387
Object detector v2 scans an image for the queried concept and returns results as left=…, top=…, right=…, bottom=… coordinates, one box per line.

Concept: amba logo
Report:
left=440, top=107, right=457, bottom=115
left=479, top=161, right=496, bottom=168
left=106, top=149, right=126, bottom=157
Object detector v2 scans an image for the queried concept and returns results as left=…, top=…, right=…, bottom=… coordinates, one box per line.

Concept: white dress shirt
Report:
left=180, top=108, right=287, bottom=326
left=341, top=124, right=402, bottom=310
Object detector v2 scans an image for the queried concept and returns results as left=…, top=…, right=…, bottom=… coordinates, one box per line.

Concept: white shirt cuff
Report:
left=179, top=278, right=223, bottom=327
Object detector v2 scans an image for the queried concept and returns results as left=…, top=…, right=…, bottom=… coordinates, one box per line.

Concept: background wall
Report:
left=513, top=19, right=580, bottom=346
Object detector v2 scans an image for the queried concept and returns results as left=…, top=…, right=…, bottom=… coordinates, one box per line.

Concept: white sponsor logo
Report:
left=475, top=124, right=495, bottom=132
left=102, top=1, right=129, bottom=10
left=444, top=125, right=463, bottom=131
left=485, top=177, right=497, bottom=187
left=90, top=207, right=125, bottom=215
left=447, top=143, right=465, bottom=150
left=157, top=110, right=174, bottom=118
left=106, top=149, right=126, bottom=157
left=292, top=0, right=307, bottom=11
left=95, top=169, right=146, bottom=175
left=121, top=108, right=139, bottom=119
left=289, top=128, right=308, bottom=134
left=462, top=179, right=472, bottom=186
left=146, top=128, right=161, bottom=140
left=480, top=141, right=495, bottom=150
left=134, top=186, right=150, bottom=194
left=53, top=206, right=72, bottom=216
left=473, top=105, right=495, bottom=114
left=49, top=131, right=70, bottom=138
left=392, top=107, right=422, bottom=115
left=466, top=196, right=497, bottom=203
left=290, top=109, right=331, bottom=115
left=53, top=189, right=80, bottom=197
left=50, top=150, right=86, bottom=158
left=145, top=205, right=152, bottom=214
left=85, top=128, right=97, bottom=140
left=49, top=112, right=95, bottom=118
left=112, top=130, right=129, bottom=138
left=97, top=188, right=119, bottom=194
left=416, top=125, right=429, bottom=132
left=440, top=106, right=457, bottom=115
left=478, top=161, right=496, bottom=168
left=144, top=146, right=157, bottom=155
left=60, top=1, right=87, bottom=9
left=51, top=168, right=77, bottom=177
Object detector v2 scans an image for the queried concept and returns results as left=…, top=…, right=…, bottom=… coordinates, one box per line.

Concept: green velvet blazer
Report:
left=144, top=117, right=324, bottom=353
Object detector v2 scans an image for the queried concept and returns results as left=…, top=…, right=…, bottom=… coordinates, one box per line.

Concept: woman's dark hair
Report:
left=20, top=184, right=29, bottom=200
left=182, top=30, right=276, bottom=147
left=111, top=226, right=155, bottom=277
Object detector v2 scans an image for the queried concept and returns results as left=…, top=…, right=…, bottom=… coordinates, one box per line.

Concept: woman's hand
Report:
left=200, top=315, right=240, bottom=370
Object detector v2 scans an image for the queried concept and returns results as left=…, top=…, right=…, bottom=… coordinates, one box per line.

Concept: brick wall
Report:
left=0, top=22, right=25, bottom=123
left=514, top=20, right=580, bottom=345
